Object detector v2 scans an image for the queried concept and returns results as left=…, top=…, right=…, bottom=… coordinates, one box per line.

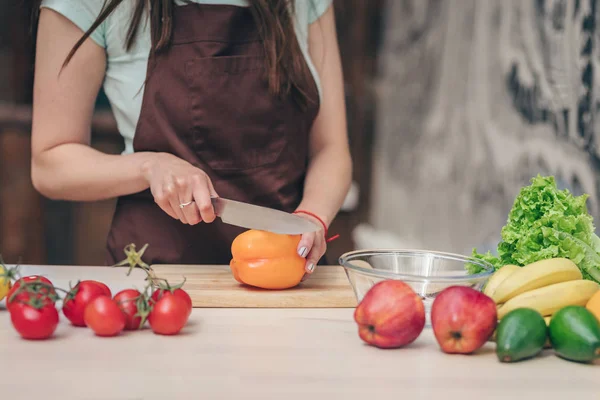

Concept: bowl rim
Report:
left=338, top=248, right=495, bottom=282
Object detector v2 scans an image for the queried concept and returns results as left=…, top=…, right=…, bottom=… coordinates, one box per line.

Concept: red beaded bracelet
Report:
left=293, top=210, right=340, bottom=243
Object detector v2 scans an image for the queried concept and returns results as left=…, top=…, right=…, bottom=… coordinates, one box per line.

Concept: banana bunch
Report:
left=483, top=258, right=600, bottom=320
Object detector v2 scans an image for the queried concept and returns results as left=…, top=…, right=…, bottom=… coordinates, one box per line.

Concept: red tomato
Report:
left=152, top=288, right=192, bottom=317
left=113, top=289, right=143, bottom=330
left=84, top=295, right=126, bottom=337
left=62, top=281, right=107, bottom=326
left=7, top=276, right=55, bottom=301
left=10, top=302, right=59, bottom=340
left=89, top=280, right=112, bottom=297
left=148, top=291, right=189, bottom=335
left=6, top=276, right=57, bottom=313
left=7, top=291, right=55, bottom=313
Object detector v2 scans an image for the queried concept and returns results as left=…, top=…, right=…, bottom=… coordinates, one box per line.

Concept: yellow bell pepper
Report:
left=229, top=230, right=306, bottom=290
left=0, top=262, right=13, bottom=302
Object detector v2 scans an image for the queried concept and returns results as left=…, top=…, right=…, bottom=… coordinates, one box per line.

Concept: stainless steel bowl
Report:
left=339, top=249, right=495, bottom=326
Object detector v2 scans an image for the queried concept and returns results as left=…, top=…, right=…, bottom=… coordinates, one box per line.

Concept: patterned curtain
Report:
left=365, top=0, right=600, bottom=254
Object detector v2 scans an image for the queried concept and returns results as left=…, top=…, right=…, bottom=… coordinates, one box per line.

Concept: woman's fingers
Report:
left=300, top=232, right=327, bottom=282
left=176, top=176, right=202, bottom=225
left=192, top=173, right=217, bottom=223
left=148, top=164, right=218, bottom=225
left=297, top=233, right=314, bottom=260
left=298, top=233, right=314, bottom=282
left=299, top=232, right=326, bottom=273
left=180, top=202, right=201, bottom=224
left=301, top=246, right=324, bottom=282
left=165, top=180, right=188, bottom=224
left=151, top=185, right=179, bottom=220
left=305, top=247, right=320, bottom=274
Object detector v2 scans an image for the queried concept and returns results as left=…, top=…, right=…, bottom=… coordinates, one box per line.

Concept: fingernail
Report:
left=298, top=247, right=307, bottom=257
left=307, top=263, right=315, bottom=273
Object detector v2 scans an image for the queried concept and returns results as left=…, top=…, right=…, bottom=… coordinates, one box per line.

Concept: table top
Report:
left=0, top=265, right=598, bottom=399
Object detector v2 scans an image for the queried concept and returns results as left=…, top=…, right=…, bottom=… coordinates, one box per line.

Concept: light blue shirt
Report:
left=40, top=0, right=332, bottom=154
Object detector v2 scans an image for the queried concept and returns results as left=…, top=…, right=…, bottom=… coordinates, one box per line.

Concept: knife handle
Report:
left=210, top=196, right=222, bottom=217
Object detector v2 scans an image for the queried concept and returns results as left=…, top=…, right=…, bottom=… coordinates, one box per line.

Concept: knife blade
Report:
left=210, top=197, right=320, bottom=235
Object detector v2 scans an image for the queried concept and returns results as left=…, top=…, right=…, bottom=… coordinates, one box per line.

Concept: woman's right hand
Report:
left=141, top=152, right=218, bottom=225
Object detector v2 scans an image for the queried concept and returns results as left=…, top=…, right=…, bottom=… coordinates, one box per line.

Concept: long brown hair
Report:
left=31, top=0, right=316, bottom=108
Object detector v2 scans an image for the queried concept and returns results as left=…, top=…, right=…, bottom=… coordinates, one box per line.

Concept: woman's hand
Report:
left=141, top=153, right=218, bottom=224
left=295, top=213, right=328, bottom=279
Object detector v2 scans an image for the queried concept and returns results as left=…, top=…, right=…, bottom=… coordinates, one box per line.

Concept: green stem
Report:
left=112, top=243, right=152, bottom=277
left=0, top=258, right=21, bottom=282
left=7, top=280, right=63, bottom=303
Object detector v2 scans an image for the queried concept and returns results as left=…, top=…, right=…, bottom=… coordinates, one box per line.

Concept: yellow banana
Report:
left=497, top=279, right=599, bottom=319
left=483, top=264, right=520, bottom=298
left=492, top=258, right=582, bottom=303
left=543, top=316, right=551, bottom=326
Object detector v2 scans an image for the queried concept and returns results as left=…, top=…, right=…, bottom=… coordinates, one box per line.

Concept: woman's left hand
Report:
left=295, top=214, right=328, bottom=280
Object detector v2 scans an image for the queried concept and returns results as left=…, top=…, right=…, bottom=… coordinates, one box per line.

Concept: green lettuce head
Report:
left=469, top=175, right=600, bottom=283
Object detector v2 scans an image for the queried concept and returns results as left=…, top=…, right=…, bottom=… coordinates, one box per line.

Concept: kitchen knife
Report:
left=210, top=197, right=321, bottom=235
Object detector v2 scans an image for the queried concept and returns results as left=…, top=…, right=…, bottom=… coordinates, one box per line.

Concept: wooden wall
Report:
left=0, top=0, right=383, bottom=265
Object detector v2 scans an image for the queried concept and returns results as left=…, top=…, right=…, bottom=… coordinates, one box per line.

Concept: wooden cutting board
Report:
left=150, top=264, right=358, bottom=308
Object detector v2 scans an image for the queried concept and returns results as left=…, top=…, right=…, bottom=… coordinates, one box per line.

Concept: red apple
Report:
left=353, top=280, right=425, bottom=349
left=431, top=286, right=497, bottom=354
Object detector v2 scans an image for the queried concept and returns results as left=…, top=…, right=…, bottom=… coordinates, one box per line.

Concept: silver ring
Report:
left=179, top=201, right=194, bottom=209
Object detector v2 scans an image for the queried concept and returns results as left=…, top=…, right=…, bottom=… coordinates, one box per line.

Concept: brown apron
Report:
left=105, top=3, right=320, bottom=266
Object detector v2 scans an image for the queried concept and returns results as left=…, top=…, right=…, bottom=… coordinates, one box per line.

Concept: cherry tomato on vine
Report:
left=84, top=295, right=126, bottom=337
left=7, top=275, right=55, bottom=300
left=63, top=281, right=107, bottom=326
left=113, top=289, right=144, bottom=330
left=10, top=302, right=59, bottom=340
left=90, top=280, right=112, bottom=297
left=148, top=291, right=189, bottom=335
left=6, top=276, right=57, bottom=312
left=7, top=290, right=55, bottom=312
left=152, top=288, right=192, bottom=317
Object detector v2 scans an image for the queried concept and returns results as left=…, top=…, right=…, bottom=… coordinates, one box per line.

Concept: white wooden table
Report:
left=0, top=265, right=597, bottom=399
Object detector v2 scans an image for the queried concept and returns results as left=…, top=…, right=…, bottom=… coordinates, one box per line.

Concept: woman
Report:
left=30, top=0, right=352, bottom=276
